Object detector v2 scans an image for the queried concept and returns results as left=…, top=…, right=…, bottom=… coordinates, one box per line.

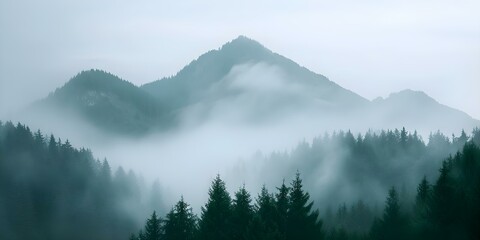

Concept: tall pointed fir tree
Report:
left=274, top=179, right=290, bottom=239
left=143, top=211, right=162, bottom=240
left=231, top=185, right=254, bottom=240
left=163, top=196, right=197, bottom=240
left=413, top=176, right=432, bottom=239
left=429, top=160, right=455, bottom=239
left=245, top=185, right=281, bottom=240
left=286, top=172, right=323, bottom=240
left=370, top=187, right=409, bottom=240
left=198, top=175, right=232, bottom=240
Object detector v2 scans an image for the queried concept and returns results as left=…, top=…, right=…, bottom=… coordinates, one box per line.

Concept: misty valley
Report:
left=1, top=37, right=479, bottom=240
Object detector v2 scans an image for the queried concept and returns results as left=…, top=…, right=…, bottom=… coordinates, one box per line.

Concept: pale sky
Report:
left=1, top=0, right=479, bottom=119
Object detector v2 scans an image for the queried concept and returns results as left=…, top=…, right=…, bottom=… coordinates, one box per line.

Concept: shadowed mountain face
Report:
left=141, top=36, right=368, bottom=114
left=25, top=36, right=479, bottom=137
left=30, top=70, right=167, bottom=136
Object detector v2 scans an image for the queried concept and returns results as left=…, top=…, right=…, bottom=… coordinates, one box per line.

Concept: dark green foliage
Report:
left=287, top=172, right=323, bottom=240
left=2, top=120, right=480, bottom=240
left=261, top=128, right=475, bottom=215
left=163, top=197, right=198, bottom=240
left=231, top=185, right=254, bottom=240
left=0, top=121, right=161, bottom=240
left=133, top=173, right=327, bottom=240
left=420, top=142, right=480, bottom=240
left=246, top=185, right=281, bottom=239
left=143, top=211, right=162, bottom=240
left=368, top=140, right=480, bottom=240
left=370, top=187, right=409, bottom=240
left=130, top=136, right=480, bottom=240
left=198, top=175, right=233, bottom=240
left=275, top=180, right=290, bottom=238
left=325, top=201, right=376, bottom=235
left=412, top=176, right=432, bottom=239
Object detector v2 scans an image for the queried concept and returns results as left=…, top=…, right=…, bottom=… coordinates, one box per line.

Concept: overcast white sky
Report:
left=1, top=0, right=479, bottom=119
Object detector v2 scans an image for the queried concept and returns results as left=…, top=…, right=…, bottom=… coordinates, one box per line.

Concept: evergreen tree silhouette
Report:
left=370, top=187, right=408, bottom=240
left=413, top=176, right=432, bottom=239
left=231, top=185, right=254, bottom=240
left=143, top=211, right=162, bottom=240
left=275, top=179, right=289, bottom=239
left=198, top=175, right=232, bottom=240
left=163, top=196, right=197, bottom=240
left=286, top=172, right=323, bottom=240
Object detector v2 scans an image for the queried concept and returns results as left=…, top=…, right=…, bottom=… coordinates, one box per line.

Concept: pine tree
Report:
left=429, top=161, right=455, bottom=239
left=231, top=185, right=254, bottom=240
left=414, top=176, right=431, bottom=219
left=256, top=185, right=278, bottom=230
left=245, top=185, right=281, bottom=240
left=163, top=196, right=197, bottom=240
left=275, top=179, right=290, bottom=239
left=286, top=172, right=323, bottom=240
left=413, top=177, right=433, bottom=239
left=33, top=130, right=45, bottom=146
left=198, top=174, right=232, bottom=240
left=400, top=127, right=408, bottom=148
left=143, top=211, right=162, bottom=240
left=48, top=134, right=57, bottom=156
left=371, top=187, right=408, bottom=240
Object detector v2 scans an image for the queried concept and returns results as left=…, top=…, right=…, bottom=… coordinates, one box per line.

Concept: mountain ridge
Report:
left=23, top=36, right=480, bottom=136
left=141, top=36, right=369, bottom=113
left=30, top=69, right=166, bottom=135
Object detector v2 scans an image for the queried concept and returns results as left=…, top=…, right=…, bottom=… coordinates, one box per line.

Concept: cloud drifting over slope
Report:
left=1, top=0, right=479, bottom=119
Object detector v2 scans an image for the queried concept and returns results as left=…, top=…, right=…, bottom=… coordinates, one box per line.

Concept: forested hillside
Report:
left=253, top=128, right=479, bottom=210
left=131, top=139, right=480, bottom=240
left=1, top=121, right=479, bottom=239
left=0, top=121, right=164, bottom=240
left=30, top=70, right=167, bottom=135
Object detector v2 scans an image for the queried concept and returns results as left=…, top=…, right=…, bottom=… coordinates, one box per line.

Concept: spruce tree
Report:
left=231, top=185, right=254, bottom=240
left=143, top=211, right=162, bottom=240
left=275, top=179, right=289, bottom=239
left=163, top=196, right=197, bottom=240
left=256, top=185, right=278, bottom=230
left=287, top=172, right=323, bottom=240
left=414, top=176, right=431, bottom=219
left=371, top=187, right=408, bottom=240
left=430, top=161, right=455, bottom=239
left=198, top=174, right=232, bottom=240
left=246, top=185, right=281, bottom=240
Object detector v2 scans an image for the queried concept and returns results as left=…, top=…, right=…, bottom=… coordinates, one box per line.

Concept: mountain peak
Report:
left=389, top=89, right=435, bottom=102
left=226, top=35, right=261, bottom=45
left=219, top=35, right=269, bottom=54
left=59, top=69, right=134, bottom=92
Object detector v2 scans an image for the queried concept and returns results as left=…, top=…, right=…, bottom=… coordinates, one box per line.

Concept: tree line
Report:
left=131, top=140, right=480, bottom=240
left=0, top=121, right=162, bottom=239
left=256, top=128, right=479, bottom=220
left=1, top=120, right=479, bottom=239
left=130, top=172, right=323, bottom=240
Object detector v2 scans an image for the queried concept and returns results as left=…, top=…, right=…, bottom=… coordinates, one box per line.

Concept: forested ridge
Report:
left=132, top=136, right=480, bottom=240
left=255, top=127, right=478, bottom=212
left=0, top=120, right=479, bottom=240
left=0, top=121, right=163, bottom=239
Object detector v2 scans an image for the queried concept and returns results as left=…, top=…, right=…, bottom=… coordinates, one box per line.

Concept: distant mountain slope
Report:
left=141, top=36, right=369, bottom=113
left=23, top=37, right=479, bottom=137
left=32, top=70, right=165, bottom=135
left=368, top=89, right=480, bottom=135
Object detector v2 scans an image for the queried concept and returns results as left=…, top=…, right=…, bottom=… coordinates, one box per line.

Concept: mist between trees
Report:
left=132, top=138, right=480, bottom=240
left=0, top=120, right=479, bottom=239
